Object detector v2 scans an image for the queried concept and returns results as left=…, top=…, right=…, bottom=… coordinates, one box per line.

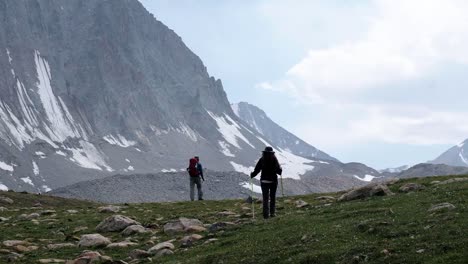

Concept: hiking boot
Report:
left=270, top=214, right=276, bottom=218
left=198, top=198, right=204, bottom=201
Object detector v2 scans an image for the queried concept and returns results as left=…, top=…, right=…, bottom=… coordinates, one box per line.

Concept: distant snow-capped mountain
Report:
left=232, top=102, right=338, bottom=161
left=431, top=139, right=468, bottom=167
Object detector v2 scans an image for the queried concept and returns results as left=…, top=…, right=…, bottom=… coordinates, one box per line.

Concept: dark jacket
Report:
left=197, top=163, right=204, bottom=180
left=251, top=155, right=282, bottom=182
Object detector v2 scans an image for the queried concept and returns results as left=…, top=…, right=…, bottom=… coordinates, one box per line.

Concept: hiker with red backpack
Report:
left=250, top=147, right=282, bottom=219
left=187, top=156, right=204, bottom=201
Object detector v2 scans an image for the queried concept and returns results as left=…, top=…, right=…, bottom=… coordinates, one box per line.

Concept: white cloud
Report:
left=260, top=0, right=468, bottom=101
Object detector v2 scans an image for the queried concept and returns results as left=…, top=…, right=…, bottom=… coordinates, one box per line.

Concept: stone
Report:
left=96, top=215, right=140, bottom=232
left=163, top=218, right=205, bottom=235
left=399, top=183, right=425, bottom=193
left=217, top=211, right=237, bottom=216
left=40, top=210, right=57, bottom=216
left=180, top=234, right=203, bottom=247
left=295, top=200, right=309, bottom=208
left=338, top=184, right=394, bottom=202
left=416, top=249, right=425, bottom=254
left=39, top=259, right=66, bottom=263
left=106, top=241, right=138, bottom=248
left=72, top=251, right=102, bottom=264
left=129, top=249, right=151, bottom=259
left=5, top=252, right=23, bottom=262
left=316, top=196, right=336, bottom=201
left=156, top=249, right=174, bottom=256
left=13, top=245, right=38, bottom=252
left=436, top=178, right=468, bottom=185
left=73, top=226, right=89, bottom=233
left=67, top=210, right=79, bottom=214
left=148, top=242, right=175, bottom=254
left=47, top=243, right=76, bottom=250
left=98, top=205, right=121, bottom=213
left=2, top=240, right=28, bottom=247
left=78, top=234, right=111, bottom=247
left=121, top=225, right=148, bottom=236
left=428, top=203, right=456, bottom=212
left=203, top=238, right=219, bottom=245
left=18, top=213, right=40, bottom=220
left=0, top=217, right=9, bottom=222
left=0, top=196, right=13, bottom=204
left=209, top=222, right=233, bottom=233
left=0, top=206, right=7, bottom=211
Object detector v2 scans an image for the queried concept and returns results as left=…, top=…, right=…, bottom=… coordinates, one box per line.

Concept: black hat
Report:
left=262, top=146, right=275, bottom=153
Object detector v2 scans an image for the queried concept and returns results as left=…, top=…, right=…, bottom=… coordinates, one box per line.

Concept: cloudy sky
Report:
left=140, top=0, right=468, bottom=169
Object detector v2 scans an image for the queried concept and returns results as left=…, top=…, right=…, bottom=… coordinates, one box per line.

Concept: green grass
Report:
left=1, top=175, right=467, bottom=263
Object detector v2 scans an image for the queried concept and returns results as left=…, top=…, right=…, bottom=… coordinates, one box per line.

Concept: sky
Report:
left=140, top=0, right=468, bottom=169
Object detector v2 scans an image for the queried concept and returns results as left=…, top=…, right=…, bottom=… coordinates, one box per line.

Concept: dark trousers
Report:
left=261, top=181, right=278, bottom=219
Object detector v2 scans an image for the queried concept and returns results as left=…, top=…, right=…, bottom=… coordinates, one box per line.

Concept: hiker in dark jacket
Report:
left=250, top=146, right=282, bottom=219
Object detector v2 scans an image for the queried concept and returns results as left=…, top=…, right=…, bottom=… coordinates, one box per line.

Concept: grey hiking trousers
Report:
left=190, top=176, right=203, bottom=201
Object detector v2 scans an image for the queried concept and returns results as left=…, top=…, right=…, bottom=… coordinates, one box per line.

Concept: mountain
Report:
left=431, top=139, right=468, bottom=167
left=0, top=0, right=374, bottom=194
left=232, top=102, right=338, bottom=161
left=397, top=163, right=468, bottom=178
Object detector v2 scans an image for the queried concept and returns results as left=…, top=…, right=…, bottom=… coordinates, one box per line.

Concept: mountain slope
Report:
left=431, top=139, right=468, bottom=167
left=232, top=102, right=338, bottom=161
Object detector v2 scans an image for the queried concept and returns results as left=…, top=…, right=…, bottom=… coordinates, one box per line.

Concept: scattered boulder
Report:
left=316, top=196, right=336, bottom=201
left=399, top=183, right=425, bottom=193
left=0, top=206, right=7, bottom=211
left=217, top=211, right=237, bottom=216
left=156, top=249, right=174, bottom=256
left=338, top=184, right=394, bottom=202
left=0, top=196, right=13, bottom=204
left=129, top=249, right=151, bottom=260
left=107, top=241, right=138, bottom=248
left=163, top=218, right=205, bottom=235
left=98, top=205, right=121, bottom=213
left=78, top=234, right=111, bottom=247
left=38, top=259, right=66, bottom=263
left=18, top=213, right=40, bottom=220
left=13, top=245, right=38, bottom=252
left=40, top=210, right=57, bottom=216
left=0, top=217, right=9, bottom=222
left=67, top=210, right=79, bottom=214
left=70, top=250, right=102, bottom=264
left=203, top=238, right=219, bottom=245
left=47, top=243, right=76, bottom=250
left=96, top=215, right=140, bottom=232
left=148, top=242, right=175, bottom=254
left=436, top=178, right=468, bottom=185
left=121, top=225, right=148, bottom=236
left=209, top=222, right=235, bottom=233
left=295, top=200, right=309, bottom=208
left=5, top=252, right=23, bottom=262
left=2, top=240, right=28, bottom=247
left=180, top=234, right=203, bottom=247
left=73, top=226, right=88, bottom=233
left=428, top=203, right=456, bottom=212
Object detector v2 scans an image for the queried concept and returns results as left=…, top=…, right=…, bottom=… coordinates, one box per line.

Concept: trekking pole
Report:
left=250, top=178, right=255, bottom=219
left=280, top=174, right=284, bottom=198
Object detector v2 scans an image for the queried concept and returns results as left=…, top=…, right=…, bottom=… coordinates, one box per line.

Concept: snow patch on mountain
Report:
left=353, top=174, right=380, bottom=182
left=103, top=134, right=137, bottom=148
left=459, top=150, right=468, bottom=165
left=32, top=161, right=40, bottom=176
left=208, top=111, right=254, bottom=149
left=42, top=185, right=51, bottom=192
left=66, top=141, right=112, bottom=171
left=275, top=148, right=315, bottom=180
left=219, top=141, right=235, bottom=157
left=21, top=177, right=34, bottom=186
left=0, top=161, right=14, bottom=172
left=230, top=161, right=254, bottom=175
left=0, top=183, right=8, bottom=191
left=240, top=181, right=262, bottom=194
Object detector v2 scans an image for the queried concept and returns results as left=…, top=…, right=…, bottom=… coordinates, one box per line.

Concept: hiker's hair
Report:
left=262, top=151, right=278, bottom=167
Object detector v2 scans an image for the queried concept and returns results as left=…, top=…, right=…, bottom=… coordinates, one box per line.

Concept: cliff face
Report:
left=0, top=0, right=264, bottom=191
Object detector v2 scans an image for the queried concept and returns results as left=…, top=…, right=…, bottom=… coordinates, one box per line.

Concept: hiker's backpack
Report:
left=188, top=158, right=199, bottom=177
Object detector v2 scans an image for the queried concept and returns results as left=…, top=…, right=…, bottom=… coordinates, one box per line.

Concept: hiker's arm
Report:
left=250, top=158, right=262, bottom=178
left=199, top=164, right=205, bottom=181
left=276, top=161, right=283, bottom=175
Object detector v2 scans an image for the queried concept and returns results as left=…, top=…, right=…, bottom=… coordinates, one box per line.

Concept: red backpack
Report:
left=188, top=158, right=199, bottom=177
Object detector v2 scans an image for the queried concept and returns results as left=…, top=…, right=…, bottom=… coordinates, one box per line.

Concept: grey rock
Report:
left=78, top=234, right=111, bottom=247
left=96, top=215, right=140, bottom=232
left=46, top=243, right=76, bottom=250
left=338, top=184, right=394, bottom=202
left=106, top=241, right=138, bottom=248
left=98, top=205, right=122, bottom=213
left=295, top=200, right=309, bottom=208
left=428, top=203, right=456, bottom=212
left=148, top=242, right=175, bottom=254
left=435, top=178, right=468, bottom=185
left=164, top=218, right=205, bottom=235
left=2, top=240, right=28, bottom=247
left=121, top=225, right=148, bottom=236
left=399, top=183, right=425, bottom=193
left=38, top=259, right=66, bottom=263
left=0, top=196, right=13, bottom=204
left=129, top=249, right=151, bottom=260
